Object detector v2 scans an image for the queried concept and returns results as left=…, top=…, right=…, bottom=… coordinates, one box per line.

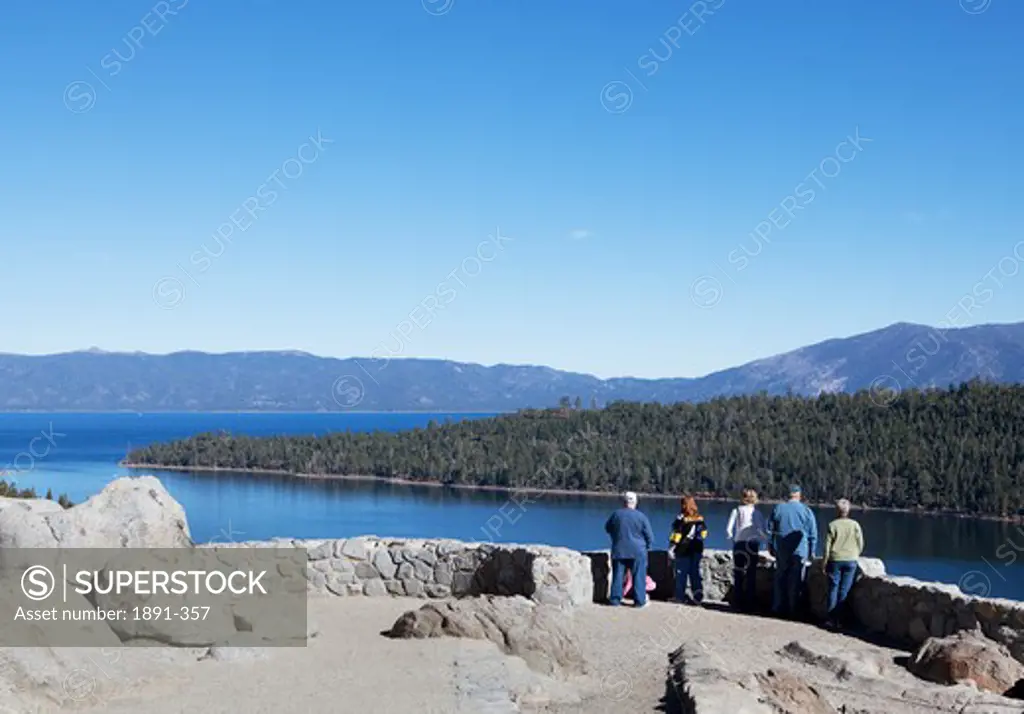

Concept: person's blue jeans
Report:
left=609, top=552, right=648, bottom=607
left=826, top=560, right=859, bottom=620
left=772, top=550, right=806, bottom=616
left=732, top=541, right=760, bottom=610
left=674, top=552, right=703, bottom=603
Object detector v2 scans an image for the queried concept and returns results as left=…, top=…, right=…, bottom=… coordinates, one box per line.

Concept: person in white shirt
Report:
left=726, top=488, right=768, bottom=611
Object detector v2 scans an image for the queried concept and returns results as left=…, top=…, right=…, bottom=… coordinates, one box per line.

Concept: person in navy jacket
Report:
left=605, top=491, right=655, bottom=607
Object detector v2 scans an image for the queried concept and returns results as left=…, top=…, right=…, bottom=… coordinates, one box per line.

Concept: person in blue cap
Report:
left=768, top=484, right=818, bottom=618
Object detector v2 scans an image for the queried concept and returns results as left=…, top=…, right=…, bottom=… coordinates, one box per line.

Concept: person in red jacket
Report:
left=669, top=496, right=708, bottom=604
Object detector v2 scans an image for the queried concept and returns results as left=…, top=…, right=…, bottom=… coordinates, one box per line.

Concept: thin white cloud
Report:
left=903, top=211, right=927, bottom=225
left=568, top=229, right=592, bottom=240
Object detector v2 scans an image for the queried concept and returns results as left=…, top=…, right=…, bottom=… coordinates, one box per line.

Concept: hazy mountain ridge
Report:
left=1, top=321, right=1022, bottom=411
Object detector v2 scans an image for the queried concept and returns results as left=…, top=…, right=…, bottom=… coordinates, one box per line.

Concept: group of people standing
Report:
left=604, top=485, right=864, bottom=628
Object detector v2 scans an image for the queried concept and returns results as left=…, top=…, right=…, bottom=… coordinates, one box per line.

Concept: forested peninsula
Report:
left=124, top=382, right=1024, bottom=518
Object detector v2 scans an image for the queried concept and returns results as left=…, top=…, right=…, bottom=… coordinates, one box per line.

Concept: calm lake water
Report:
left=1, top=412, right=1021, bottom=599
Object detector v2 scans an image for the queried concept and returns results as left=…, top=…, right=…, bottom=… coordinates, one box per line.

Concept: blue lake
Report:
left=1, top=412, right=1021, bottom=599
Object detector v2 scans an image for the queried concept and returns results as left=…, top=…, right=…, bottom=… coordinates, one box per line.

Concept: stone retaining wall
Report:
left=212, top=536, right=593, bottom=609
left=848, top=575, right=1024, bottom=663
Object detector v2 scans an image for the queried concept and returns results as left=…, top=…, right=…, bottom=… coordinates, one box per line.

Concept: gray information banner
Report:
left=0, top=547, right=307, bottom=647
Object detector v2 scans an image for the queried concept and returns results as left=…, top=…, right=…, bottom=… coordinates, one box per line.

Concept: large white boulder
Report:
left=0, top=498, right=66, bottom=549
left=0, top=643, right=202, bottom=711
left=0, top=496, right=64, bottom=516
left=0, top=476, right=192, bottom=549
left=857, top=556, right=886, bottom=578
left=0, top=578, right=121, bottom=649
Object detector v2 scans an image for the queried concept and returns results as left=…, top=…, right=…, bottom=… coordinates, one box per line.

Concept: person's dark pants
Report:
left=732, top=540, right=760, bottom=610
left=826, top=560, right=859, bottom=622
left=772, top=551, right=806, bottom=617
left=674, top=552, right=704, bottom=603
left=609, top=553, right=648, bottom=607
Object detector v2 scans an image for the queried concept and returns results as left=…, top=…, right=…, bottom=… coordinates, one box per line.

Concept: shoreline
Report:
left=119, top=462, right=1024, bottom=524
left=0, top=410, right=508, bottom=415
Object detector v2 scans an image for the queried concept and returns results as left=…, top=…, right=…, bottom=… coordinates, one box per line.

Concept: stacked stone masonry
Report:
left=215, top=536, right=594, bottom=609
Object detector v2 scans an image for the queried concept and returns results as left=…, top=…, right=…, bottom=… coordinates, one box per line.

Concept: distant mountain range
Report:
left=1, top=321, right=1022, bottom=411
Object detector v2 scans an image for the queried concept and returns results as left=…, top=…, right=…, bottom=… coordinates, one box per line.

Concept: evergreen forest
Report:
left=125, top=382, right=1024, bottom=518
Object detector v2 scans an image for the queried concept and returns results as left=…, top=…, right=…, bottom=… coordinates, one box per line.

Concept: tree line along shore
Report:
left=0, top=479, right=73, bottom=507
left=124, top=381, right=1024, bottom=519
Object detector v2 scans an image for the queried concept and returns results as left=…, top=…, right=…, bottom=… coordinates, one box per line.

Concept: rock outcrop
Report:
left=777, top=640, right=888, bottom=681
left=0, top=496, right=64, bottom=516
left=0, top=497, right=66, bottom=554
left=0, top=477, right=280, bottom=711
left=386, top=595, right=586, bottom=677
left=669, top=636, right=1024, bottom=713
left=0, top=579, right=121, bottom=648
left=908, top=630, right=1024, bottom=696
left=0, top=475, right=192, bottom=549
left=668, top=643, right=772, bottom=714
left=754, top=669, right=838, bottom=714
left=0, top=633, right=204, bottom=711
left=450, top=642, right=584, bottom=713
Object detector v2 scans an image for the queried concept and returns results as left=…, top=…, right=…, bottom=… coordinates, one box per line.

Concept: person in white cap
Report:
left=604, top=491, right=655, bottom=607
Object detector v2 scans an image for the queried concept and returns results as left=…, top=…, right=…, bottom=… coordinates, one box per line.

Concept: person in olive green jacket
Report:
left=822, top=498, right=864, bottom=628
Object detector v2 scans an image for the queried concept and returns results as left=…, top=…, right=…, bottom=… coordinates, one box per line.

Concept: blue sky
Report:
left=1, top=1, right=1021, bottom=379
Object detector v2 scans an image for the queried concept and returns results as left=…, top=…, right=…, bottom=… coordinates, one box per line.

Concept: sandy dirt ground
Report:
left=54, top=597, right=462, bottom=714
left=32, top=597, right=1016, bottom=714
